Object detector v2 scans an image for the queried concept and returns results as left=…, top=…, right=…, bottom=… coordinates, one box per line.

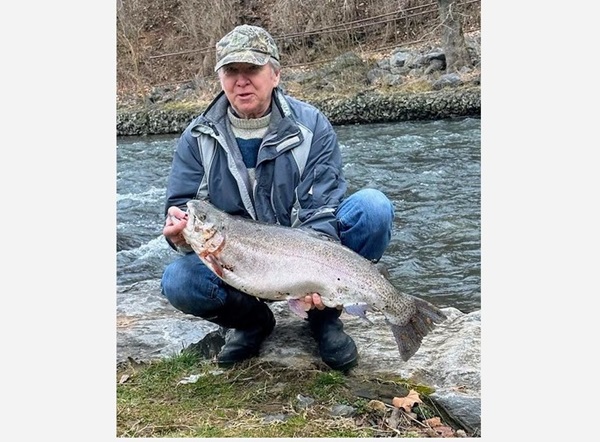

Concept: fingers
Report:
left=303, top=293, right=343, bottom=311
left=166, top=207, right=188, bottom=227
left=167, top=206, right=187, bottom=219
left=304, top=293, right=325, bottom=310
left=312, top=293, right=325, bottom=310
left=163, top=206, right=189, bottom=245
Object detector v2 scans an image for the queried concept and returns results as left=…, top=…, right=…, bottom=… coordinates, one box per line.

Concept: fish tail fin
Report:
left=389, top=297, right=447, bottom=362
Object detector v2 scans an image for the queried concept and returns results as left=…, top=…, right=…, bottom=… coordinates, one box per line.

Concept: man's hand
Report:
left=163, top=206, right=188, bottom=247
left=303, top=293, right=342, bottom=311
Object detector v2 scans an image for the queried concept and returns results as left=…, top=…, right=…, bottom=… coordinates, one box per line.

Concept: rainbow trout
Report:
left=182, top=199, right=447, bottom=361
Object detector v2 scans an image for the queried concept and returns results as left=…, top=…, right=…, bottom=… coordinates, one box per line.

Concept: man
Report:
left=161, top=24, right=394, bottom=371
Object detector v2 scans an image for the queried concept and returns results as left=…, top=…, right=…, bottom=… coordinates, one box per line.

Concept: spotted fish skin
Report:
left=182, top=199, right=447, bottom=361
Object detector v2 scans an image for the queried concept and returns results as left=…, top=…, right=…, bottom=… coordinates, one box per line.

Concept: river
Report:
left=117, top=117, right=480, bottom=313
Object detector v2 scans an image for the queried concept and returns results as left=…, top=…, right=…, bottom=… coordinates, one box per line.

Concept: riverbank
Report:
left=118, top=279, right=481, bottom=437
left=117, top=85, right=481, bottom=136
left=117, top=37, right=481, bottom=136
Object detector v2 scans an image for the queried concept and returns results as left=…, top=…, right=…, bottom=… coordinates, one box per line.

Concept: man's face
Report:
left=218, top=62, right=280, bottom=119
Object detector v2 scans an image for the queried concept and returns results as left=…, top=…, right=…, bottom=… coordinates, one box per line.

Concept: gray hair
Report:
left=268, top=57, right=281, bottom=73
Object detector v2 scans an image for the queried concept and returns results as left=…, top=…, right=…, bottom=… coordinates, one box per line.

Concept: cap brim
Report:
left=214, top=51, right=271, bottom=72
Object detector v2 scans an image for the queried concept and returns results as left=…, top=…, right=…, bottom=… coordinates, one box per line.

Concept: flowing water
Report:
left=117, top=117, right=480, bottom=313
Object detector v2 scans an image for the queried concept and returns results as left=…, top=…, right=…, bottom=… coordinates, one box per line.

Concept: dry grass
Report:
left=116, top=0, right=481, bottom=101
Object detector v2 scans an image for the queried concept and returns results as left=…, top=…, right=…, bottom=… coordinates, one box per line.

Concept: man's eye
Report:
left=224, top=65, right=261, bottom=76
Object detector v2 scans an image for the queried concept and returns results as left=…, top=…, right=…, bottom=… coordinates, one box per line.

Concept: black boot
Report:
left=205, top=290, right=275, bottom=367
left=307, top=307, right=358, bottom=372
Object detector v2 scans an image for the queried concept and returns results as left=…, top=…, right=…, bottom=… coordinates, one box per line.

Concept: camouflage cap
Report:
left=214, top=25, right=280, bottom=72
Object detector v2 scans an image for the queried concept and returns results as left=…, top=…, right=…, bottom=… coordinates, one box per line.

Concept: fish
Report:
left=182, top=199, right=447, bottom=362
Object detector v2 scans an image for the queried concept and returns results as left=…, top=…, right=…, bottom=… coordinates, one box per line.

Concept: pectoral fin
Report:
left=287, top=298, right=310, bottom=319
left=343, top=303, right=373, bottom=324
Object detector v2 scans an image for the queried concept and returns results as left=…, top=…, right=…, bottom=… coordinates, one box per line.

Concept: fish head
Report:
left=183, top=200, right=226, bottom=256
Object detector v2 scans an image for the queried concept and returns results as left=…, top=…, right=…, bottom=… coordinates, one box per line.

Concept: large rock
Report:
left=117, top=280, right=217, bottom=362
left=117, top=279, right=481, bottom=434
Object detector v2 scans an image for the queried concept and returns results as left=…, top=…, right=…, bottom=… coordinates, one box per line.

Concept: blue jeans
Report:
left=161, top=188, right=394, bottom=318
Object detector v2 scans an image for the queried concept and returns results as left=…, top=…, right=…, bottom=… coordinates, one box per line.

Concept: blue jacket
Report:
left=164, top=87, right=347, bottom=250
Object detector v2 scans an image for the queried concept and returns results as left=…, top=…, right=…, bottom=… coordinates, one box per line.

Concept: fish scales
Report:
left=182, top=199, right=447, bottom=361
left=214, top=220, right=394, bottom=306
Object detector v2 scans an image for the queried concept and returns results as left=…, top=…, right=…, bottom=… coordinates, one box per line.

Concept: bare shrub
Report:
left=116, top=0, right=149, bottom=94
left=176, top=0, right=242, bottom=76
left=116, top=0, right=481, bottom=101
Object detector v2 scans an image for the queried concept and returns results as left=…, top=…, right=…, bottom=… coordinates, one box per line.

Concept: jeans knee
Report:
left=160, top=260, right=188, bottom=308
left=344, top=188, right=394, bottom=228
left=337, top=188, right=395, bottom=261
left=360, top=188, right=394, bottom=222
left=160, top=255, right=226, bottom=317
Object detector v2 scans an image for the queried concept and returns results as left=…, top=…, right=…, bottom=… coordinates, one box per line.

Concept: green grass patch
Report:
left=116, top=351, right=460, bottom=437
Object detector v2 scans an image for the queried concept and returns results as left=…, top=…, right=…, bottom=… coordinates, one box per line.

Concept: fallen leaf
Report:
left=392, top=389, right=422, bottom=412
left=118, top=374, right=130, bottom=384
left=434, top=425, right=456, bottom=437
left=425, top=416, right=456, bottom=436
left=424, top=416, right=442, bottom=427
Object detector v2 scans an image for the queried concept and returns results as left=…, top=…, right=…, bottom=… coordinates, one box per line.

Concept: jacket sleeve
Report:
left=294, top=111, right=347, bottom=241
left=164, top=129, right=205, bottom=215
left=163, top=129, right=205, bottom=251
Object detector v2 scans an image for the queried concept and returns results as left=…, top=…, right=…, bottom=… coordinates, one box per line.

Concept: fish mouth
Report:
left=183, top=207, right=225, bottom=257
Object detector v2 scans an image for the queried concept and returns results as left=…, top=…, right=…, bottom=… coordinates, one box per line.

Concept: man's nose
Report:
left=235, top=73, right=251, bottom=85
